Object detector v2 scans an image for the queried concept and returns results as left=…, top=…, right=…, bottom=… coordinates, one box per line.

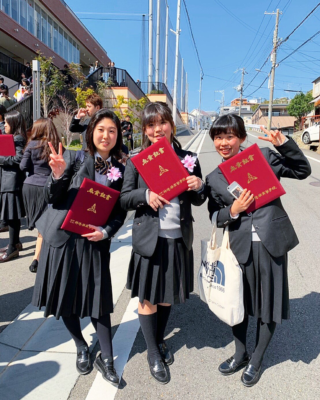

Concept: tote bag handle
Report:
left=209, top=211, right=219, bottom=250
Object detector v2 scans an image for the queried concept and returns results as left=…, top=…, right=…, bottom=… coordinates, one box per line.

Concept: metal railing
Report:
left=139, top=82, right=174, bottom=105
left=0, top=51, right=26, bottom=83
left=6, top=95, right=33, bottom=130
left=102, top=67, right=146, bottom=100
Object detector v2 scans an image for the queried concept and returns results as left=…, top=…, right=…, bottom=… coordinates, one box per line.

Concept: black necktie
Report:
left=94, top=157, right=111, bottom=175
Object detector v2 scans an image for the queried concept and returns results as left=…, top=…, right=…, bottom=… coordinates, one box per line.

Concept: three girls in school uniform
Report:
left=32, top=109, right=126, bottom=386
left=120, top=102, right=206, bottom=384
left=206, top=114, right=311, bottom=386
left=0, top=111, right=26, bottom=262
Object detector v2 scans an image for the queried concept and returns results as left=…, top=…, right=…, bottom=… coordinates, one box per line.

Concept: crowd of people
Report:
left=0, top=99, right=311, bottom=388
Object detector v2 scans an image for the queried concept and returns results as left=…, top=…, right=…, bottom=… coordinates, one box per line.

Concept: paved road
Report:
left=1, top=130, right=320, bottom=399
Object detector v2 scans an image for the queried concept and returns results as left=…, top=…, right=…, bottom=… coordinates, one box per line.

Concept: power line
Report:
left=182, top=0, right=204, bottom=75
left=278, top=29, right=320, bottom=64
left=277, top=2, right=320, bottom=47
left=245, top=74, right=270, bottom=97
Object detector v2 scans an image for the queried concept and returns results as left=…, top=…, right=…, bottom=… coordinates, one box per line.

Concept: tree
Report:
left=287, top=92, right=313, bottom=126
left=54, top=94, right=75, bottom=147
left=35, top=52, right=65, bottom=118
left=73, top=87, right=95, bottom=108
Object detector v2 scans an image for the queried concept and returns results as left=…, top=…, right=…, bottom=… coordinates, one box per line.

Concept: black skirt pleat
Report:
left=22, top=183, right=47, bottom=230
left=241, top=241, right=289, bottom=324
left=127, top=237, right=194, bottom=305
left=0, top=191, right=25, bottom=220
left=32, top=236, right=113, bottom=319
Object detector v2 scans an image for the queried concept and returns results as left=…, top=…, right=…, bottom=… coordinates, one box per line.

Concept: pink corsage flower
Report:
left=181, top=155, right=197, bottom=173
left=107, top=167, right=122, bottom=182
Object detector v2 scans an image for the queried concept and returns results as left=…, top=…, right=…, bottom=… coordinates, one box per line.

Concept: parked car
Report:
left=301, top=123, right=320, bottom=144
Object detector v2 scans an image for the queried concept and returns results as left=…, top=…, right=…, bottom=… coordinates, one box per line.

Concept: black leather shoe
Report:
left=94, top=352, right=119, bottom=387
left=76, top=346, right=91, bottom=375
left=0, top=226, right=9, bottom=233
left=241, top=364, right=262, bottom=387
left=0, top=249, right=19, bottom=263
left=147, top=355, right=169, bottom=384
left=218, top=354, right=250, bottom=376
left=158, top=341, right=174, bottom=365
left=29, top=260, right=38, bottom=273
left=0, top=243, right=23, bottom=253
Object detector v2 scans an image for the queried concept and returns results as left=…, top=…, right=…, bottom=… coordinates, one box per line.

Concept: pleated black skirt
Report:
left=127, top=236, right=194, bottom=305
left=32, top=236, right=113, bottom=319
left=0, top=191, right=25, bottom=220
left=241, top=241, right=289, bottom=324
left=22, top=183, right=47, bottom=230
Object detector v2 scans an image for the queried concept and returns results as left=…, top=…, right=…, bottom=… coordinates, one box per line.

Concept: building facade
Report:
left=0, top=0, right=111, bottom=71
left=251, top=104, right=296, bottom=135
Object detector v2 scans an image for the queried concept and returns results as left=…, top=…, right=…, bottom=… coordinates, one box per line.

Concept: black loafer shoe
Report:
left=0, top=249, right=19, bottom=263
left=241, top=364, right=262, bottom=387
left=158, top=341, right=174, bottom=365
left=0, top=243, right=22, bottom=253
left=76, top=346, right=91, bottom=375
left=218, top=354, right=250, bottom=376
left=29, top=260, right=38, bottom=273
left=147, top=356, right=169, bottom=384
left=94, top=353, right=119, bottom=387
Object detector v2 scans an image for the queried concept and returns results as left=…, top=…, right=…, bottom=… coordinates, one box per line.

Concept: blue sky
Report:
left=65, top=0, right=320, bottom=112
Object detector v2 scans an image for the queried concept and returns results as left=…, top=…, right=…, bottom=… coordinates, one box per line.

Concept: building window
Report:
left=35, top=4, right=41, bottom=40
left=47, top=16, right=53, bottom=49
left=53, top=22, right=59, bottom=53
left=63, top=32, right=68, bottom=61
left=2, top=0, right=10, bottom=15
left=41, top=10, right=47, bottom=45
left=11, top=0, right=19, bottom=22
left=27, top=0, right=34, bottom=35
left=20, top=0, right=27, bottom=29
left=58, top=27, right=64, bottom=57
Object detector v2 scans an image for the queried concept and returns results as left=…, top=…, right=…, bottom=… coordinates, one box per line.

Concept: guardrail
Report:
left=0, top=51, right=26, bottom=83
left=102, top=67, right=146, bottom=100
left=7, top=95, right=33, bottom=130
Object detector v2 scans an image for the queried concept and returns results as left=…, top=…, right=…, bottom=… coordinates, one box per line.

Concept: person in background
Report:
left=0, top=89, right=16, bottom=111
left=69, top=93, right=103, bottom=150
left=89, top=63, right=94, bottom=74
left=32, top=109, right=126, bottom=386
left=121, top=116, right=133, bottom=152
left=0, top=105, right=8, bottom=233
left=94, top=60, right=100, bottom=71
left=24, top=62, right=32, bottom=79
left=0, top=105, right=6, bottom=134
left=206, top=114, right=311, bottom=387
left=120, top=102, right=206, bottom=384
left=0, top=111, right=26, bottom=262
left=20, top=118, right=60, bottom=273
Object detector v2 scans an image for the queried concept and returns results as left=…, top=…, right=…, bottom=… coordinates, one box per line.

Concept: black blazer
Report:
left=0, top=134, right=26, bottom=193
left=206, top=138, right=311, bottom=264
left=120, top=146, right=207, bottom=257
left=36, top=150, right=126, bottom=248
left=69, top=116, right=91, bottom=150
left=20, top=140, right=51, bottom=186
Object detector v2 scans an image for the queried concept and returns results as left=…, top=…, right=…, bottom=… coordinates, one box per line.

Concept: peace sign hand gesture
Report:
left=258, top=126, right=286, bottom=146
left=48, top=142, right=66, bottom=179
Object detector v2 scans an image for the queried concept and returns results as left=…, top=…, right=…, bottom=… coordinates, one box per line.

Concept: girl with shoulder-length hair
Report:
left=120, top=101, right=207, bottom=384
left=0, top=111, right=27, bottom=262
left=206, top=114, right=311, bottom=387
left=32, top=108, right=126, bottom=386
left=20, top=118, right=61, bottom=272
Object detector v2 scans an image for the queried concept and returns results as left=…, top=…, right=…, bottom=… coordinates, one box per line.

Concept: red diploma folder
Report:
left=0, top=135, right=16, bottom=156
left=218, top=144, right=286, bottom=213
left=61, top=178, right=120, bottom=235
left=131, top=137, right=189, bottom=201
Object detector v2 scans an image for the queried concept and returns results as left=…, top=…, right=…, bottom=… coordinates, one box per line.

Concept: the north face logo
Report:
left=212, top=261, right=225, bottom=287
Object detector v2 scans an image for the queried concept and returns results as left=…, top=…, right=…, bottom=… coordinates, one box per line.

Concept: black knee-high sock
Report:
left=250, top=320, right=276, bottom=369
left=62, top=315, right=87, bottom=349
left=156, top=305, right=171, bottom=344
left=232, top=316, right=249, bottom=363
left=91, top=314, right=113, bottom=360
left=7, top=219, right=20, bottom=254
left=139, top=313, right=161, bottom=364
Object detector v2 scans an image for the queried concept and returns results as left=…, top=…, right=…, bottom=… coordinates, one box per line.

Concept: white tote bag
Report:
left=198, top=212, right=244, bottom=326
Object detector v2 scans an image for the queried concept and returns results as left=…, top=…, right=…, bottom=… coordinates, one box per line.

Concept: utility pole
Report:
left=238, top=68, right=247, bottom=117
left=164, top=3, right=169, bottom=87
left=265, top=8, right=281, bottom=130
left=172, top=0, right=181, bottom=125
left=155, top=0, right=161, bottom=87
left=32, top=60, right=41, bottom=122
left=148, top=0, right=153, bottom=94
left=197, top=71, right=203, bottom=131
